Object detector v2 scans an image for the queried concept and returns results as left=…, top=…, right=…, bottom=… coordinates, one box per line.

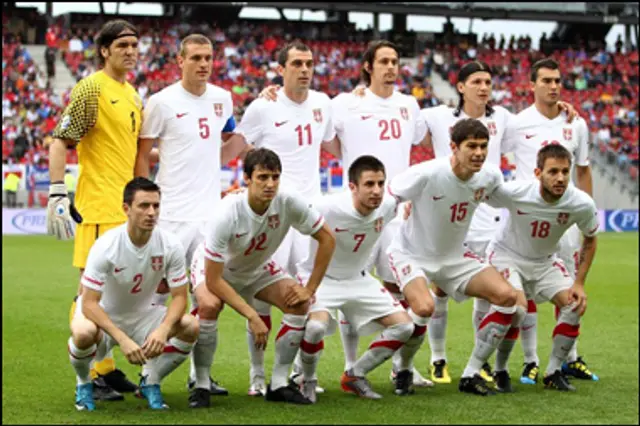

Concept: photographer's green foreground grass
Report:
left=2, top=233, right=638, bottom=424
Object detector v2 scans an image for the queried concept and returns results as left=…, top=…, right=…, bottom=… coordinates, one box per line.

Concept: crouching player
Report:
left=485, top=144, right=598, bottom=391
left=67, top=178, right=199, bottom=411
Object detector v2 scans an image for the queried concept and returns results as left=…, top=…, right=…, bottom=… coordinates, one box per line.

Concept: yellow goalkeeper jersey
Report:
left=52, top=70, right=142, bottom=224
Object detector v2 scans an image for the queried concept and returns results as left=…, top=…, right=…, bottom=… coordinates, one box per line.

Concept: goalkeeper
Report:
left=47, top=19, right=142, bottom=401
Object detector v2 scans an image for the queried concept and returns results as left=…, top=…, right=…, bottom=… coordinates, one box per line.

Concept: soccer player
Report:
left=48, top=19, right=142, bottom=400
left=192, top=148, right=335, bottom=404
left=296, top=155, right=417, bottom=402
left=502, top=58, right=597, bottom=384
left=386, top=118, right=527, bottom=396
left=68, top=177, right=199, bottom=411
left=485, top=144, right=598, bottom=392
left=135, top=33, right=243, bottom=407
left=234, top=41, right=335, bottom=396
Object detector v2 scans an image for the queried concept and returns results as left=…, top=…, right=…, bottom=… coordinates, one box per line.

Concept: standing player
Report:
left=502, top=58, right=597, bottom=384
left=192, top=148, right=336, bottom=404
left=135, top=33, right=244, bottom=407
left=68, top=177, right=199, bottom=411
left=234, top=41, right=335, bottom=396
left=296, top=155, right=417, bottom=402
left=485, top=144, right=598, bottom=392
left=387, top=119, right=527, bottom=396
left=48, top=19, right=142, bottom=401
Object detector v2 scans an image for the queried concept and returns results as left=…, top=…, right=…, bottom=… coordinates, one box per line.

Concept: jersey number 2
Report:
left=131, top=273, right=143, bottom=294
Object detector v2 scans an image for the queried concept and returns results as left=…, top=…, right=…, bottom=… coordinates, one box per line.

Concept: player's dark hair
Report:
left=536, top=144, right=572, bottom=170
left=244, top=148, right=282, bottom=178
left=348, top=155, right=386, bottom=185
left=95, top=19, right=139, bottom=67
left=450, top=118, right=490, bottom=146
left=123, top=177, right=160, bottom=206
left=277, top=41, right=311, bottom=67
left=531, top=58, right=560, bottom=82
left=361, top=40, right=398, bottom=86
left=179, top=33, right=213, bottom=57
left=454, top=61, right=494, bottom=118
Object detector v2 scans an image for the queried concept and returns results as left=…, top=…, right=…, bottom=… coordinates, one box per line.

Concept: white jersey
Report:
left=422, top=104, right=512, bottom=242
left=236, top=89, right=334, bottom=200
left=81, top=224, right=188, bottom=320
left=487, top=180, right=599, bottom=261
left=502, top=105, right=590, bottom=182
left=204, top=189, right=325, bottom=274
left=140, top=82, right=235, bottom=222
left=298, top=191, right=398, bottom=280
left=332, top=89, right=427, bottom=184
left=388, top=157, right=504, bottom=259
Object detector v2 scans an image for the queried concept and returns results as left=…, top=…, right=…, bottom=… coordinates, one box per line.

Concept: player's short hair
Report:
left=537, top=144, right=572, bottom=170
left=277, top=41, right=311, bottom=67
left=179, top=33, right=213, bottom=57
left=360, top=40, right=398, bottom=86
left=348, top=155, right=386, bottom=185
left=95, top=19, right=138, bottom=67
left=531, top=58, right=560, bottom=82
left=454, top=61, right=494, bottom=118
left=244, top=148, right=282, bottom=178
left=123, top=177, right=160, bottom=206
left=450, top=118, right=490, bottom=146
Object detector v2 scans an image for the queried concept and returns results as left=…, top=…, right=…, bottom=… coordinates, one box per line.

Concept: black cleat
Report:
left=394, top=369, right=415, bottom=396
left=562, top=357, right=599, bottom=381
left=520, top=362, right=540, bottom=385
left=493, top=370, right=514, bottom=393
left=480, top=362, right=495, bottom=384
left=543, top=370, right=576, bottom=392
left=265, top=382, right=312, bottom=404
left=458, top=374, right=497, bottom=396
left=101, top=369, right=138, bottom=393
left=187, top=377, right=229, bottom=396
left=188, top=388, right=211, bottom=408
left=92, top=376, right=124, bottom=401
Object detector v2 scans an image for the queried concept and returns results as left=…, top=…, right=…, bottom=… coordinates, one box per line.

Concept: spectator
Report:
left=45, top=46, right=56, bottom=79
left=3, top=171, right=20, bottom=207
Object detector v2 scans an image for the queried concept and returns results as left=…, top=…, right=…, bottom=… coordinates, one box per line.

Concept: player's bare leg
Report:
left=427, top=284, right=453, bottom=384
left=254, top=279, right=312, bottom=404
left=247, top=300, right=271, bottom=396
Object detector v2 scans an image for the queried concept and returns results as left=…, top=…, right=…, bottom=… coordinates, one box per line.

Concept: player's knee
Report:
left=410, top=300, right=434, bottom=319
left=288, top=301, right=310, bottom=316
left=305, top=319, right=329, bottom=342
left=178, top=314, right=200, bottom=342
left=493, top=287, right=518, bottom=308
left=513, top=302, right=527, bottom=327
left=71, top=318, right=99, bottom=348
left=197, top=295, right=224, bottom=320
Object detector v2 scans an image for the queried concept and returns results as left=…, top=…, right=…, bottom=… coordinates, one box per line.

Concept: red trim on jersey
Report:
left=553, top=323, right=580, bottom=338
left=311, top=216, right=324, bottom=232
left=275, top=323, right=304, bottom=341
left=478, top=311, right=513, bottom=330
left=163, top=345, right=190, bottom=355
left=83, top=276, right=103, bottom=286
left=400, top=299, right=409, bottom=310
left=369, top=339, right=404, bottom=351
left=190, top=307, right=199, bottom=317
left=505, top=327, right=520, bottom=340
left=172, top=274, right=187, bottom=283
left=205, top=247, right=223, bottom=260
left=300, top=339, right=325, bottom=354
left=587, top=224, right=599, bottom=235
left=527, top=299, right=537, bottom=314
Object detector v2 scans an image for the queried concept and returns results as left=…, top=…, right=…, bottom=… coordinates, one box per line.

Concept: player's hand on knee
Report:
left=47, top=183, right=82, bottom=240
left=120, top=337, right=147, bottom=365
left=285, top=285, right=313, bottom=307
left=259, top=85, right=280, bottom=101
left=248, top=315, right=269, bottom=350
left=568, top=284, right=587, bottom=316
left=142, top=325, right=170, bottom=359
left=352, top=85, right=366, bottom=97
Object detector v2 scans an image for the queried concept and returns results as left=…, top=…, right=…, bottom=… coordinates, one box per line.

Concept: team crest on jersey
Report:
left=400, top=107, right=409, bottom=120
left=557, top=212, right=570, bottom=225
left=214, top=103, right=224, bottom=117
left=473, top=188, right=486, bottom=201
left=268, top=214, right=280, bottom=229
left=486, top=121, right=497, bottom=136
left=151, top=256, right=164, bottom=271
left=313, top=108, right=323, bottom=123
left=374, top=217, right=384, bottom=233
left=563, top=128, right=573, bottom=141
left=402, top=265, right=412, bottom=276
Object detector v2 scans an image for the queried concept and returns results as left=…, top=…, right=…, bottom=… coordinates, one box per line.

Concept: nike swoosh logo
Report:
left=275, top=121, right=288, bottom=127
left=517, top=210, right=529, bottom=215
left=334, top=228, right=349, bottom=233
left=114, top=267, right=126, bottom=273
left=176, top=113, right=188, bottom=118
left=110, top=99, right=119, bottom=104
left=432, top=196, right=445, bottom=201
left=235, top=233, right=248, bottom=238
left=361, top=115, right=373, bottom=120
left=525, top=134, right=536, bottom=139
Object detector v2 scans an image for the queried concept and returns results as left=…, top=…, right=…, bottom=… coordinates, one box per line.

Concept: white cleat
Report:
left=248, top=374, right=266, bottom=397
left=390, top=367, right=434, bottom=388
left=290, top=372, right=325, bottom=394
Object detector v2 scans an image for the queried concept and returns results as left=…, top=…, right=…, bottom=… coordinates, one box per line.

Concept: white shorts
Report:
left=557, top=224, right=581, bottom=278
left=487, top=248, right=573, bottom=304
left=158, top=219, right=207, bottom=267
left=271, top=227, right=309, bottom=276
left=74, top=296, right=167, bottom=359
left=308, top=273, right=404, bottom=336
left=387, top=248, right=490, bottom=303
left=369, top=217, right=402, bottom=283
left=463, top=239, right=491, bottom=261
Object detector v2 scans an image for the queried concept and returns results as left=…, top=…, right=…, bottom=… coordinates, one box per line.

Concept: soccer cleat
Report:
left=187, top=376, right=229, bottom=396
left=248, top=374, right=267, bottom=397
left=458, top=374, right=497, bottom=396
left=544, top=370, right=577, bottom=392
left=493, top=370, right=514, bottom=393
left=92, top=376, right=124, bottom=401
left=394, top=369, right=415, bottom=396
left=340, top=370, right=382, bottom=399
left=265, top=382, right=312, bottom=404
left=101, top=369, right=138, bottom=393
left=188, top=388, right=211, bottom=408
left=75, top=383, right=96, bottom=411
left=562, top=357, right=599, bottom=381
left=302, top=379, right=318, bottom=404
left=520, top=362, right=540, bottom=385
left=290, top=372, right=325, bottom=394
left=430, top=360, right=452, bottom=384
left=139, top=377, right=169, bottom=410
left=390, top=367, right=434, bottom=388
left=479, top=362, right=495, bottom=384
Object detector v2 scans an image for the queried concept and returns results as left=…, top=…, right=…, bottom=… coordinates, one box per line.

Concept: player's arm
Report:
left=574, top=202, right=600, bottom=287
left=296, top=222, right=335, bottom=297
left=419, top=130, right=433, bottom=149
left=134, top=138, right=157, bottom=178
left=137, top=96, right=165, bottom=178
left=575, top=120, right=593, bottom=196
left=387, top=163, right=429, bottom=203
left=576, top=166, right=592, bottom=197
left=321, top=136, right=342, bottom=158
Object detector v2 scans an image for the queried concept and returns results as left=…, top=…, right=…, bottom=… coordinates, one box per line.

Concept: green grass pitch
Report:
left=2, top=233, right=638, bottom=424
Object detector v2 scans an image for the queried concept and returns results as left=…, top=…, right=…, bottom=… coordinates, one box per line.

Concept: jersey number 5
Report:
left=199, top=118, right=210, bottom=139
left=131, top=273, right=143, bottom=294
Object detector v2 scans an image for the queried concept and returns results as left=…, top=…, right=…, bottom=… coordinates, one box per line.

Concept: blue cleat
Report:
left=562, top=357, right=599, bottom=381
left=75, top=382, right=96, bottom=411
left=520, top=362, right=539, bottom=385
left=139, top=377, right=169, bottom=410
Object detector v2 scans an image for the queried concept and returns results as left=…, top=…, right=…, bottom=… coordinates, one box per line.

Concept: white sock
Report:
left=428, top=289, right=449, bottom=364
left=521, top=300, right=539, bottom=365
left=298, top=319, right=327, bottom=381
left=352, top=322, right=413, bottom=377
left=191, top=319, right=217, bottom=390
left=68, top=337, right=95, bottom=385
left=472, top=297, right=490, bottom=333
left=494, top=327, right=519, bottom=372
left=567, top=339, right=579, bottom=363
left=338, top=310, right=359, bottom=371
left=247, top=314, right=271, bottom=379
left=271, top=314, right=306, bottom=389
left=462, top=307, right=513, bottom=378
left=393, top=309, right=429, bottom=372
left=143, top=337, right=194, bottom=386
left=547, top=305, right=580, bottom=376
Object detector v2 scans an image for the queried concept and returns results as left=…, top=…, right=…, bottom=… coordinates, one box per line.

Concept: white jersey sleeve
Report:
left=575, top=118, right=590, bottom=167
left=165, top=239, right=189, bottom=288
left=235, top=98, right=265, bottom=146
left=411, top=97, right=427, bottom=145
left=388, top=161, right=430, bottom=203
left=139, top=94, right=167, bottom=139
left=576, top=197, right=599, bottom=237
left=485, top=181, right=518, bottom=210
left=501, top=112, right=518, bottom=154
left=81, top=237, right=112, bottom=292
left=204, top=199, right=234, bottom=263
left=331, top=94, right=347, bottom=140
left=322, top=101, right=337, bottom=142
left=286, top=191, right=325, bottom=236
